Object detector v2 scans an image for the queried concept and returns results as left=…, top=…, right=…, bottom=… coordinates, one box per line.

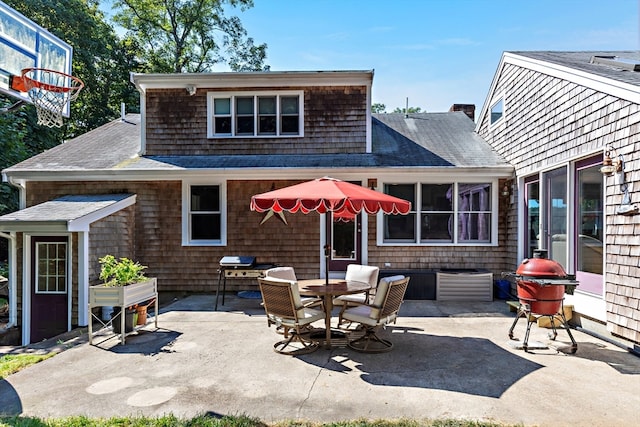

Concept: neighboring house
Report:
left=476, top=51, right=640, bottom=344
left=0, top=70, right=512, bottom=344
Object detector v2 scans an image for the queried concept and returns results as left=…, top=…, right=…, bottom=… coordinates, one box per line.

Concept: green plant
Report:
left=98, top=255, right=148, bottom=287
left=0, top=261, right=8, bottom=278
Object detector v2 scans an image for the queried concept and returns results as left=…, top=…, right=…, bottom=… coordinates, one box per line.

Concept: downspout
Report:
left=0, top=231, right=17, bottom=328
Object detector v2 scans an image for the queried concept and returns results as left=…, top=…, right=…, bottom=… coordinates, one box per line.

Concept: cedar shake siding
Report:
left=25, top=178, right=514, bottom=296
left=144, top=86, right=368, bottom=156
left=477, top=52, right=640, bottom=343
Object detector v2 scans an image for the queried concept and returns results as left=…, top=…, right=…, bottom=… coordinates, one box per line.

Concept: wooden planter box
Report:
left=88, top=278, right=158, bottom=345
left=89, top=278, right=157, bottom=307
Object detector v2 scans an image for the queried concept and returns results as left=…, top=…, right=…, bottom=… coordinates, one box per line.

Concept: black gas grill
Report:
left=215, top=256, right=276, bottom=310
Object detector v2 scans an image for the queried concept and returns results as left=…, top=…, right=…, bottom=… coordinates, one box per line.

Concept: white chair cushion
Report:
left=345, top=264, right=379, bottom=286
left=333, top=293, right=367, bottom=306
left=342, top=304, right=398, bottom=326
left=279, top=307, right=324, bottom=327
left=265, top=267, right=297, bottom=281
left=372, top=275, right=405, bottom=307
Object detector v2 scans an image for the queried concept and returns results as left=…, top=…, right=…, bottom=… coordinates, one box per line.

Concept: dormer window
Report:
left=208, top=91, right=304, bottom=138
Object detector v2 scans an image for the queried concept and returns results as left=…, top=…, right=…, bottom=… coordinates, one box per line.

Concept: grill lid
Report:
left=219, top=256, right=256, bottom=267
left=516, top=249, right=567, bottom=278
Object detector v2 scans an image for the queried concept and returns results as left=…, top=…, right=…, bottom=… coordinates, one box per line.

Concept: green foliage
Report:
left=112, top=0, right=268, bottom=72
left=392, top=106, right=423, bottom=114
left=0, top=353, right=55, bottom=379
left=98, top=255, right=148, bottom=286
left=372, top=103, right=386, bottom=113
left=6, top=0, right=141, bottom=137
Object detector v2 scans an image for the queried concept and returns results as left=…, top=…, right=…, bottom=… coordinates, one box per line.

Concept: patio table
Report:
left=298, top=279, right=371, bottom=348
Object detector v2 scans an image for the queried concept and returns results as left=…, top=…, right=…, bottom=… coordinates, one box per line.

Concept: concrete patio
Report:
left=1, top=294, right=639, bottom=426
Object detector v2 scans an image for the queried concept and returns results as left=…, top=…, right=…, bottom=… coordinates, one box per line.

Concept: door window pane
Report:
left=36, top=242, right=67, bottom=293
left=545, top=167, right=567, bottom=268
left=577, top=165, right=603, bottom=275
left=525, top=179, right=540, bottom=258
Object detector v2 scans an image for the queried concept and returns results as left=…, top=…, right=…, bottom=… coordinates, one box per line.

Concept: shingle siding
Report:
left=478, top=55, right=640, bottom=343
left=144, top=86, right=368, bottom=156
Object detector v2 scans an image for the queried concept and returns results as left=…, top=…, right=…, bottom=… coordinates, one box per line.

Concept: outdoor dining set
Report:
left=257, top=264, right=411, bottom=355
left=244, top=177, right=414, bottom=355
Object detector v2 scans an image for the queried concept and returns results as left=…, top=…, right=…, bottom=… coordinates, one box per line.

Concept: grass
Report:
left=0, top=353, right=55, bottom=379
left=0, top=415, right=520, bottom=427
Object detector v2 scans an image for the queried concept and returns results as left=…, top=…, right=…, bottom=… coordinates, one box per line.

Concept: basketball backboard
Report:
left=0, top=0, right=74, bottom=117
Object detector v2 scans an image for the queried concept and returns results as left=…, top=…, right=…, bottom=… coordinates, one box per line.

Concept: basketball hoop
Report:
left=18, top=68, right=84, bottom=128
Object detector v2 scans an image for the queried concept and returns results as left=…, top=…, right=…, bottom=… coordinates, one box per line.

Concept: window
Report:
left=383, top=182, right=495, bottom=244
left=183, top=182, right=226, bottom=245
left=490, top=97, right=504, bottom=125
left=36, top=241, right=67, bottom=293
left=458, top=183, right=491, bottom=242
left=421, top=184, right=453, bottom=242
left=208, top=91, right=303, bottom=138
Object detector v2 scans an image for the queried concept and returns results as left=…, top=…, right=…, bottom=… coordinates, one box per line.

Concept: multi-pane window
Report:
left=421, top=184, right=453, bottom=241
left=384, top=182, right=494, bottom=244
left=36, top=242, right=67, bottom=293
left=458, top=183, right=491, bottom=242
left=189, top=185, right=221, bottom=242
left=384, top=184, right=416, bottom=242
left=208, top=91, right=303, bottom=137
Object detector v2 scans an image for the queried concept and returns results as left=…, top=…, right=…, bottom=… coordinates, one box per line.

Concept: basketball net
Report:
left=20, top=68, right=84, bottom=128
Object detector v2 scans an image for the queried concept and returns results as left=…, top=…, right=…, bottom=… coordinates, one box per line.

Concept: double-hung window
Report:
left=383, top=182, right=495, bottom=245
left=208, top=91, right=303, bottom=138
left=182, top=181, right=226, bottom=246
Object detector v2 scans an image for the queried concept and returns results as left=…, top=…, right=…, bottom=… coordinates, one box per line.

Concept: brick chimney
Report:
left=449, top=104, right=475, bottom=121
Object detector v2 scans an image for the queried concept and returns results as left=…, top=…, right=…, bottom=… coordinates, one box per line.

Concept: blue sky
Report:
left=236, top=0, right=638, bottom=115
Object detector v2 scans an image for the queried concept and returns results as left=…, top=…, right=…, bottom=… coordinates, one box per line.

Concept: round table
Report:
left=298, top=279, right=371, bottom=347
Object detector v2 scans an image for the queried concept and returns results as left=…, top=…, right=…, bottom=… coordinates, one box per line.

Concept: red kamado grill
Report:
left=506, top=249, right=579, bottom=353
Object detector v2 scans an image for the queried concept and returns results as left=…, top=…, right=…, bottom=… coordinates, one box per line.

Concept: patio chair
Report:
left=341, top=276, right=410, bottom=353
left=257, top=277, right=325, bottom=355
left=333, top=264, right=379, bottom=326
left=264, top=266, right=323, bottom=309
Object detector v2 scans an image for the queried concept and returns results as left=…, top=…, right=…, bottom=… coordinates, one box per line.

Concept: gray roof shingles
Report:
left=0, top=194, right=133, bottom=223
left=3, top=111, right=509, bottom=175
left=509, top=51, right=640, bottom=87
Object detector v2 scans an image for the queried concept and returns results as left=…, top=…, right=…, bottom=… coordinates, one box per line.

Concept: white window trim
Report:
left=377, top=180, right=499, bottom=247
left=182, top=179, right=227, bottom=246
left=489, top=94, right=505, bottom=128
left=207, top=90, right=304, bottom=138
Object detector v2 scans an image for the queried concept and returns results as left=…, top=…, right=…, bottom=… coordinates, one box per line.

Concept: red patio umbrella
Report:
left=250, top=177, right=411, bottom=284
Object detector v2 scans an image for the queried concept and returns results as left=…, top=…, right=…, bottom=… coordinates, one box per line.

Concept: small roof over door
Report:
left=0, top=194, right=136, bottom=232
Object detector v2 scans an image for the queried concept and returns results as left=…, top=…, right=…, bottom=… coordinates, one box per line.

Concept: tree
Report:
left=112, top=0, right=268, bottom=73
left=372, top=103, right=386, bottom=113
left=5, top=0, right=140, bottom=137
left=393, top=106, right=423, bottom=114
left=0, top=0, right=139, bottom=220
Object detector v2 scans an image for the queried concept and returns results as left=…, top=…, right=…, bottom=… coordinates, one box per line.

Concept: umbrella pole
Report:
left=324, top=244, right=330, bottom=286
